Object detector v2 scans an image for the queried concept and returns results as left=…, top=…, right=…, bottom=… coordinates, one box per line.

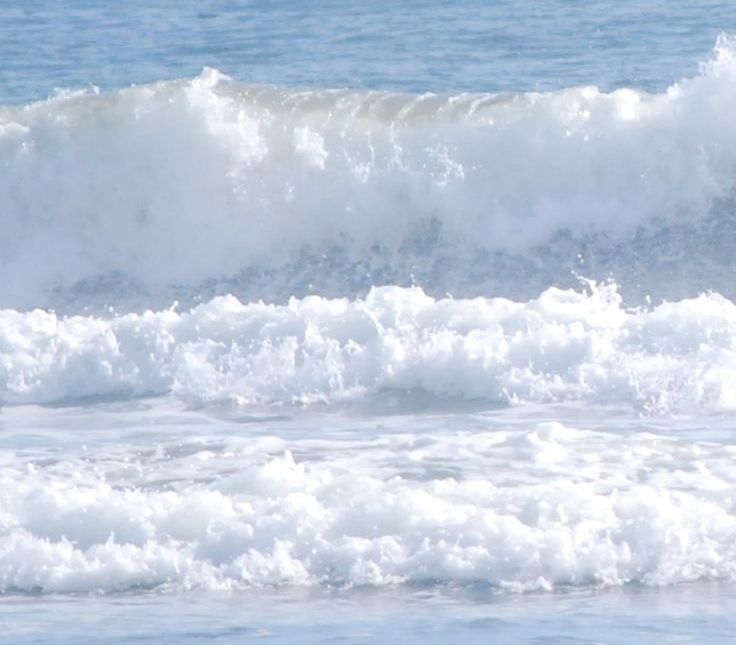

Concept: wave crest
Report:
left=2, top=37, right=736, bottom=308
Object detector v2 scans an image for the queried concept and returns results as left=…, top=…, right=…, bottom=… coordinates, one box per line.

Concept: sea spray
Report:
left=2, top=37, right=736, bottom=308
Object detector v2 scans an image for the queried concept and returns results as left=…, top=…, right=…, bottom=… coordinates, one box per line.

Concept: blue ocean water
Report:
left=3, top=1, right=736, bottom=643
left=2, top=0, right=735, bottom=103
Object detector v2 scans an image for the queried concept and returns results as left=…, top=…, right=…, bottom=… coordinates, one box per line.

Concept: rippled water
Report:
left=2, top=0, right=736, bottom=102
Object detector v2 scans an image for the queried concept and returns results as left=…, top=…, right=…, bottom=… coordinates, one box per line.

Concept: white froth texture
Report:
left=1, top=426, right=736, bottom=594
left=1, top=38, right=736, bottom=304
left=1, top=283, right=736, bottom=412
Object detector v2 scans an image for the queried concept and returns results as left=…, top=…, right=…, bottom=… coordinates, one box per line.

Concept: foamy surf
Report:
left=2, top=418, right=735, bottom=594
left=1, top=36, right=736, bottom=308
left=2, top=26, right=736, bottom=606
left=10, top=4, right=736, bottom=644
left=1, top=283, right=736, bottom=413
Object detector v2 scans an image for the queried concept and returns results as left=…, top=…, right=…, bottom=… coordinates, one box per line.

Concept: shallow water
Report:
left=4, top=583, right=736, bottom=644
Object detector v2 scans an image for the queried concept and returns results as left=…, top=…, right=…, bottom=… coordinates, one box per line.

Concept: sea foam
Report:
left=2, top=283, right=736, bottom=413
left=2, top=423, right=735, bottom=593
left=1, top=37, right=736, bottom=307
left=3, top=36, right=736, bottom=600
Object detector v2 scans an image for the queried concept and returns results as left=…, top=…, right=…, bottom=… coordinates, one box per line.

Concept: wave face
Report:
left=2, top=37, right=736, bottom=309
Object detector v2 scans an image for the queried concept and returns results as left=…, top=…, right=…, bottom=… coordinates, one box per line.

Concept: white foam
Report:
left=1, top=282, right=736, bottom=413
left=2, top=424, right=735, bottom=593
left=3, top=38, right=736, bottom=599
left=1, top=38, right=736, bottom=306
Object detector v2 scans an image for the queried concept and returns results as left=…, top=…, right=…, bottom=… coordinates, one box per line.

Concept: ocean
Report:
left=2, top=1, right=736, bottom=642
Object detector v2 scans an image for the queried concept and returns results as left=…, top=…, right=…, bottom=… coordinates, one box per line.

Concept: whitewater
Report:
left=3, top=3, right=736, bottom=641
left=2, top=36, right=736, bottom=311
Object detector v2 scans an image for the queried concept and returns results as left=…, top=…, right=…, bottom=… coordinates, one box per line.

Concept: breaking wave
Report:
left=4, top=37, right=736, bottom=598
left=1, top=37, right=736, bottom=308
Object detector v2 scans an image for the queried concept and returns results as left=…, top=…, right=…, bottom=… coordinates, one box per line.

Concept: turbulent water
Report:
left=3, top=41, right=736, bottom=310
left=3, top=3, right=736, bottom=641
